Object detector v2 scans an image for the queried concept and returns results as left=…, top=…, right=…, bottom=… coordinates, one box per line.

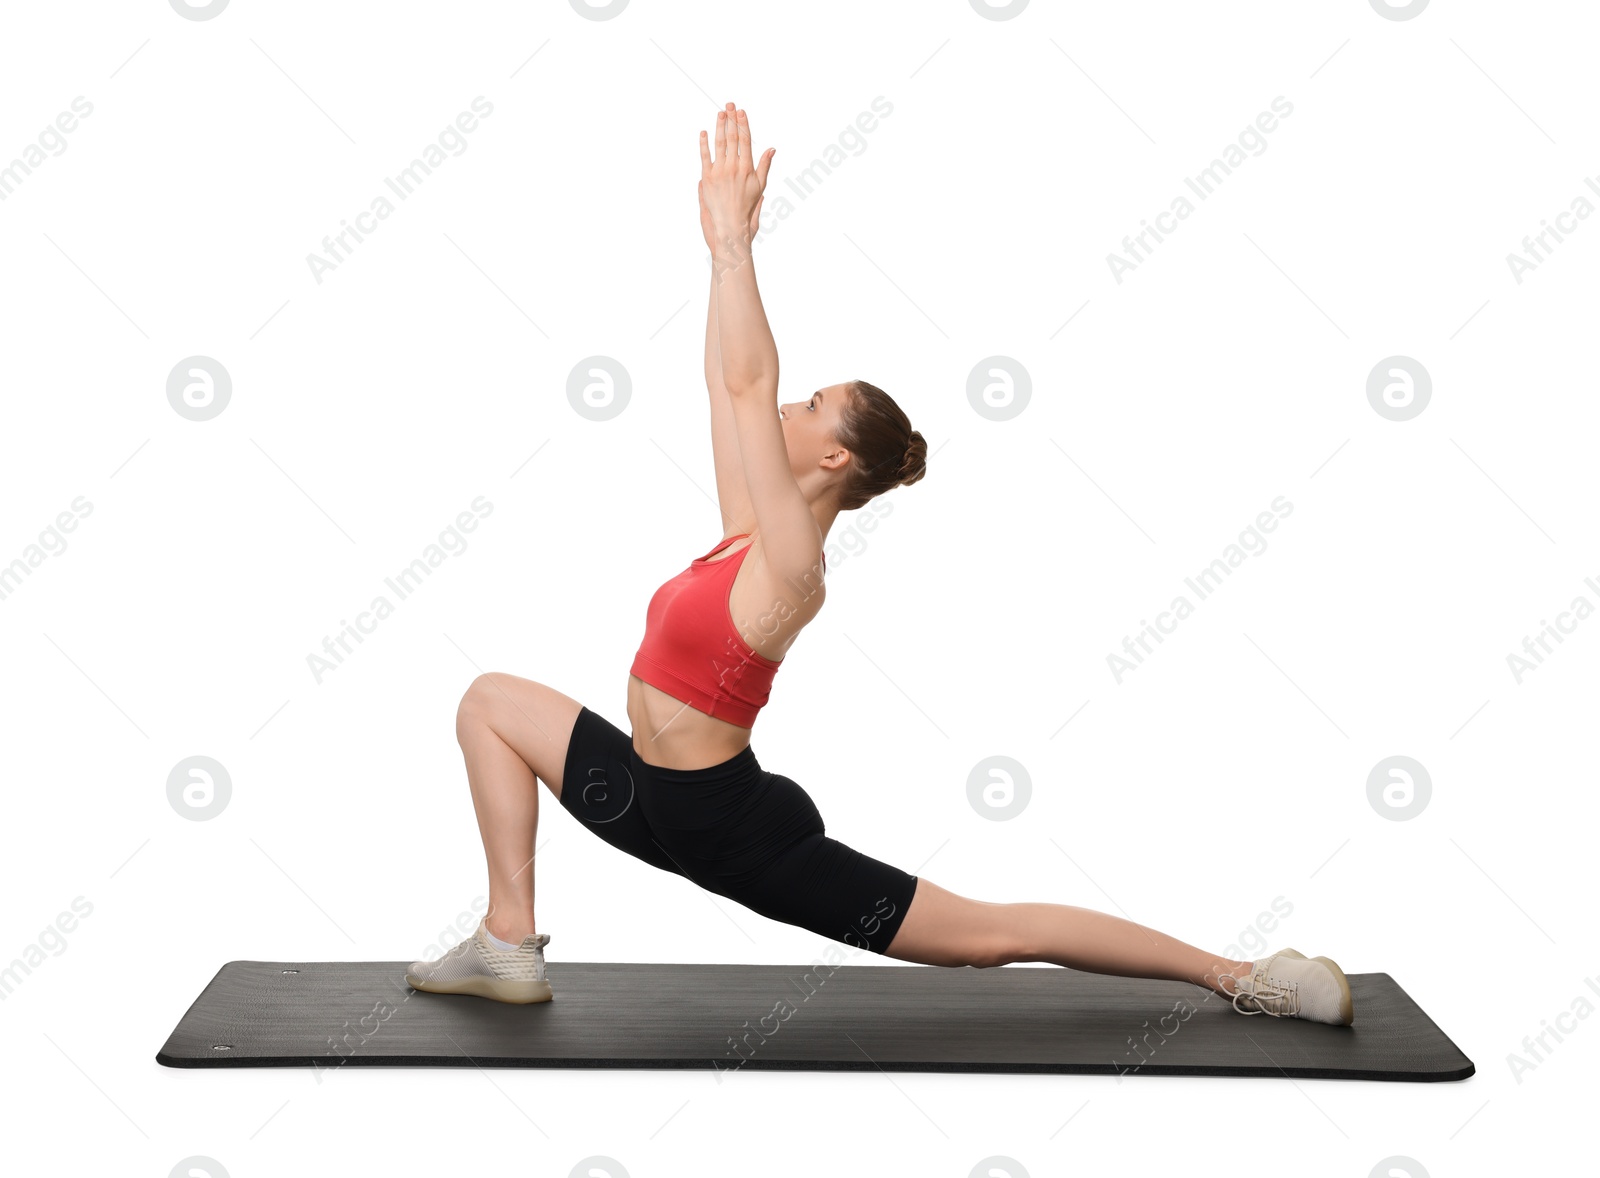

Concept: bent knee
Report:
left=456, top=672, right=510, bottom=738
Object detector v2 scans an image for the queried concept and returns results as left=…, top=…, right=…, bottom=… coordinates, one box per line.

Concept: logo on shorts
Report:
left=580, top=760, right=636, bottom=823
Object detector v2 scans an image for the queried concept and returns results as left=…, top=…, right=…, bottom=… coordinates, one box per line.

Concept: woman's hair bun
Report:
left=897, top=429, right=928, bottom=487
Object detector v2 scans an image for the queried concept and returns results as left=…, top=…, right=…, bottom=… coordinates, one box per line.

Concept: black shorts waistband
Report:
left=630, top=740, right=760, bottom=785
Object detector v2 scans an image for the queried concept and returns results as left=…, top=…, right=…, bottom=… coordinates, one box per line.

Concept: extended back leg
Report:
left=884, top=877, right=1249, bottom=996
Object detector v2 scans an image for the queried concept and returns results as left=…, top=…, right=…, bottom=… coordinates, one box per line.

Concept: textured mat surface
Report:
left=156, top=960, right=1474, bottom=1081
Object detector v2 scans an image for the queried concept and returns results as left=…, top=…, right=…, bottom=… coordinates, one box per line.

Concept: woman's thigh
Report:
left=729, top=773, right=920, bottom=956
left=455, top=672, right=583, bottom=797
left=881, top=877, right=1016, bottom=968
left=557, top=702, right=689, bottom=879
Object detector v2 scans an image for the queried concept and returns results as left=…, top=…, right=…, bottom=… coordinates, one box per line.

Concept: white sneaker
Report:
left=405, top=917, right=553, bottom=1004
left=1220, top=947, right=1353, bottom=1025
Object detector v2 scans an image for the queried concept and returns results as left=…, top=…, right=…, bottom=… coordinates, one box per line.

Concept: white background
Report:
left=1, top=0, right=1594, bottom=1174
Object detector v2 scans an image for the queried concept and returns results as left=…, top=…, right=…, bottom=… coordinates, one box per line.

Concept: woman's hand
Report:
left=699, top=102, right=774, bottom=256
left=697, top=172, right=767, bottom=252
left=698, top=175, right=767, bottom=251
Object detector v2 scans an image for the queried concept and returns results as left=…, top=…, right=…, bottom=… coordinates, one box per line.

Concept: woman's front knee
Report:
left=455, top=672, right=507, bottom=740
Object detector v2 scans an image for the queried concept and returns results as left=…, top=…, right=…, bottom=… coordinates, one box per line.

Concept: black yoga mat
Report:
left=156, top=960, right=1473, bottom=1081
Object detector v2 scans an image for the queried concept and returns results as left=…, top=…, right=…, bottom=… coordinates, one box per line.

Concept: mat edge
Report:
left=151, top=1053, right=1476, bottom=1080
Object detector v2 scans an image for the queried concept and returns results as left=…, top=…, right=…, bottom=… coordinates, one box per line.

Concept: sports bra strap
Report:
left=702, top=533, right=750, bottom=561
left=701, top=533, right=826, bottom=570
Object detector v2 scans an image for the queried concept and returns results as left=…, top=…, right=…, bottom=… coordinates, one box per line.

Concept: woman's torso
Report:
left=627, top=532, right=824, bottom=770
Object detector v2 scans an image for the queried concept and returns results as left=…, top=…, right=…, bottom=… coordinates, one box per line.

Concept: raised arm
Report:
left=700, top=104, right=822, bottom=583
left=698, top=171, right=759, bottom=536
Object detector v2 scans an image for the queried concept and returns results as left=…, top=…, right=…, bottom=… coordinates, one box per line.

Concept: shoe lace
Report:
left=1218, top=967, right=1300, bottom=1018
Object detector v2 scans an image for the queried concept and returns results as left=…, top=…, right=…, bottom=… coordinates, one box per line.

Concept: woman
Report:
left=407, top=103, right=1353, bottom=1027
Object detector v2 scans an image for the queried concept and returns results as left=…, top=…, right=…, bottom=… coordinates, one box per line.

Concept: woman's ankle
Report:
left=484, top=902, right=536, bottom=944
left=1204, top=959, right=1255, bottom=997
left=486, top=918, right=536, bottom=943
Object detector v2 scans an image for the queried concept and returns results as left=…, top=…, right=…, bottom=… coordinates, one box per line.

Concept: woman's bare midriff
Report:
left=627, top=674, right=758, bottom=769
left=626, top=533, right=823, bottom=771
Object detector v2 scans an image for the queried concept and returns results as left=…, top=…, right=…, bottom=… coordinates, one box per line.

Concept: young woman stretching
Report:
left=407, top=103, right=1354, bottom=1027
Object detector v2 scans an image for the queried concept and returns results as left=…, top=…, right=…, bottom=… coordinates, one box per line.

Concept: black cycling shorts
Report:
left=558, top=705, right=919, bottom=955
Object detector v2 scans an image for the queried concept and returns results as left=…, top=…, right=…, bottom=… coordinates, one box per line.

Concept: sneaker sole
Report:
left=404, top=972, right=553, bottom=1004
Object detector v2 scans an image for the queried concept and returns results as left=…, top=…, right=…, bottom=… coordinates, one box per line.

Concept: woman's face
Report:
left=778, top=383, right=850, bottom=475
